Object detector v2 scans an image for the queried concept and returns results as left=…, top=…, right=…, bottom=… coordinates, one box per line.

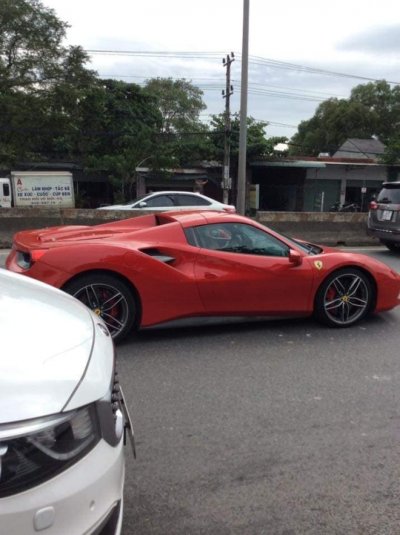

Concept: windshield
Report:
left=119, top=194, right=148, bottom=206
left=284, top=236, right=323, bottom=255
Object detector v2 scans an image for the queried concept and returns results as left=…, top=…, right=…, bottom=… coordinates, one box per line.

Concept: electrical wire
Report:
left=98, top=74, right=344, bottom=103
left=85, top=48, right=400, bottom=85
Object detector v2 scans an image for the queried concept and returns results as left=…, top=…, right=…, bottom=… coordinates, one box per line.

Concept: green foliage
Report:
left=0, top=0, right=98, bottom=165
left=0, top=0, right=277, bottom=199
left=144, top=78, right=206, bottom=133
left=208, top=113, right=272, bottom=163
left=80, top=80, right=163, bottom=200
left=350, top=81, right=400, bottom=143
left=0, top=0, right=67, bottom=92
left=290, top=98, right=377, bottom=156
left=143, top=77, right=211, bottom=167
left=290, top=81, right=400, bottom=157
left=380, top=137, right=400, bottom=165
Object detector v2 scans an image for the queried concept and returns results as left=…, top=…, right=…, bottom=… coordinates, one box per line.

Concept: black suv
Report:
left=367, top=181, right=400, bottom=252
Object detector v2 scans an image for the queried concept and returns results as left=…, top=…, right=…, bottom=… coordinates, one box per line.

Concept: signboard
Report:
left=0, top=178, right=11, bottom=208
left=249, top=184, right=259, bottom=210
left=11, top=172, right=75, bottom=208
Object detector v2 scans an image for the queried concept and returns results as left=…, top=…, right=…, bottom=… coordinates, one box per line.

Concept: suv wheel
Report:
left=381, top=240, right=400, bottom=253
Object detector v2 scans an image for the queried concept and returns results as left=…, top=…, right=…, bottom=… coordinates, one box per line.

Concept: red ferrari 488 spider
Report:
left=6, top=211, right=400, bottom=342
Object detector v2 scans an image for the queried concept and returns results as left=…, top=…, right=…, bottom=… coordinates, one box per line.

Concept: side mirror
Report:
left=288, top=249, right=302, bottom=266
left=138, top=201, right=147, bottom=208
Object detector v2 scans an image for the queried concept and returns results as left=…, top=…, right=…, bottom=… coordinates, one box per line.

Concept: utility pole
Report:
left=237, top=0, right=250, bottom=215
left=222, top=52, right=235, bottom=205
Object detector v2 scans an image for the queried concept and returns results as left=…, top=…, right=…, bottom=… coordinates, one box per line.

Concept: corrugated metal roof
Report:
left=251, top=161, right=326, bottom=168
left=333, top=138, right=385, bottom=159
left=324, top=161, right=381, bottom=167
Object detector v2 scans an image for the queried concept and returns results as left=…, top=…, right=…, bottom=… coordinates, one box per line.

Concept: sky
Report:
left=42, top=0, right=400, bottom=139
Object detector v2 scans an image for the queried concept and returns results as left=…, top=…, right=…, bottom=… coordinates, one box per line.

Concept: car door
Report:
left=188, top=222, right=315, bottom=315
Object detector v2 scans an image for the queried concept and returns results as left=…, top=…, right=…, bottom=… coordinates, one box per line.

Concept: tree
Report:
left=350, top=81, right=400, bottom=143
left=290, top=80, right=400, bottom=157
left=81, top=80, right=162, bottom=202
left=143, top=77, right=211, bottom=167
left=144, top=78, right=206, bottom=133
left=0, top=0, right=98, bottom=166
left=290, top=98, right=377, bottom=156
left=1, top=0, right=69, bottom=91
left=209, top=113, right=278, bottom=164
left=350, top=81, right=400, bottom=164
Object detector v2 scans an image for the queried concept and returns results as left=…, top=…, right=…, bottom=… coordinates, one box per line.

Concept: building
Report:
left=250, top=139, right=400, bottom=212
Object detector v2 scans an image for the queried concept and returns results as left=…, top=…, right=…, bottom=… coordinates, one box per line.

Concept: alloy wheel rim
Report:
left=73, top=283, right=129, bottom=338
left=323, top=273, right=369, bottom=325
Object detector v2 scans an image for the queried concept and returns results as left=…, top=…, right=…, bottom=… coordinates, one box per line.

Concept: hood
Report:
left=0, top=269, right=95, bottom=424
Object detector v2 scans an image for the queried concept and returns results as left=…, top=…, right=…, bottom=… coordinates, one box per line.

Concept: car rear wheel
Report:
left=314, top=268, right=373, bottom=327
left=63, top=274, right=138, bottom=343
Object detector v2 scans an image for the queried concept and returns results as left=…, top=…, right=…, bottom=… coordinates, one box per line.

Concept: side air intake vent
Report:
left=139, top=248, right=175, bottom=264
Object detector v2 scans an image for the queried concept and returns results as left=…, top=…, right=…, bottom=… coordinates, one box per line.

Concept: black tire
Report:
left=314, top=268, right=374, bottom=327
left=63, top=273, right=139, bottom=343
left=381, top=241, right=400, bottom=253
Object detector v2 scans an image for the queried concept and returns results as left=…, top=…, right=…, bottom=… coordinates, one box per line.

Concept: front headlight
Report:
left=0, top=405, right=100, bottom=498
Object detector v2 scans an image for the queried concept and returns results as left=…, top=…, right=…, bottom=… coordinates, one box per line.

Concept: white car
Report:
left=0, top=269, right=133, bottom=535
left=98, top=190, right=236, bottom=212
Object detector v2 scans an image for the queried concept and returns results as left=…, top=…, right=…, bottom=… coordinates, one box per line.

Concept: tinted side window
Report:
left=176, top=194, right=210, bottom=206
left=184, top=227, right=200, bottom=247
left=377, top=187, right=400, bottom=204
left=192, top=223, right=289, bottom=257
left=145, top=195, right=175, bottom=207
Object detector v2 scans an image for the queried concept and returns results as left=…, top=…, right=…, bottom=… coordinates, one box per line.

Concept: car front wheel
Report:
left=63, top=273, right=139, bottom=343
left=314, top=268, right=374, bottom=327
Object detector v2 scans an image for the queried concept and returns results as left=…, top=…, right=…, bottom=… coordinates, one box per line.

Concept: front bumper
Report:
left=1, top=438, right=125, bottom=535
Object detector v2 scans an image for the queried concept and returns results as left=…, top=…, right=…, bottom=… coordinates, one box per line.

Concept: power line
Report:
left=238, top=87, right=326, bottom=102
left=87, top=49, right=224, bottom=59
left=247, top=55, right=400, bottom=85
left=100, top=73, right=346, bottom=99
left=98, top=74, right=344, bottom=103
left=85, top=48, right=400, bottom=85
left=232, top=79, right=347, bottom=99
left=265, top=121, right=298, bottom=129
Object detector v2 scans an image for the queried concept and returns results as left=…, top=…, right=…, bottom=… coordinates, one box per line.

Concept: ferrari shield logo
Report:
left=314, top=260, right=323, bottom=270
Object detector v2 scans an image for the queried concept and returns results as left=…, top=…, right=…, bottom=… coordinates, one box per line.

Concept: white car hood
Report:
left=0, top=270, right=95, bottom=424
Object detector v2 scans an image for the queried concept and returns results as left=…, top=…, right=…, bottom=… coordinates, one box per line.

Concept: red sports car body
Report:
left=6, top=211, right=400, bottom=342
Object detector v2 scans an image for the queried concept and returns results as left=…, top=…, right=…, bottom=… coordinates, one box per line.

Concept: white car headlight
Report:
left=0, top=405, right=100, bottom=498
left=28, top=406, right=96, bottom=461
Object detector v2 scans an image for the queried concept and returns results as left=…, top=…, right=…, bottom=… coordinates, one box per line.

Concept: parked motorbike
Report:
left=329, top=201, right=360, bottom=212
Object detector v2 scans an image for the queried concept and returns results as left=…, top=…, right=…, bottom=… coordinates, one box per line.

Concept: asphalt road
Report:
left=2, top=248, right=400, bottom=534
left=117, top=247, right=400, bottom=535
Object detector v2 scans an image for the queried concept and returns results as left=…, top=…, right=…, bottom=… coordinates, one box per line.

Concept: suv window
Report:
left=377, top=185, right=400, bottom=204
